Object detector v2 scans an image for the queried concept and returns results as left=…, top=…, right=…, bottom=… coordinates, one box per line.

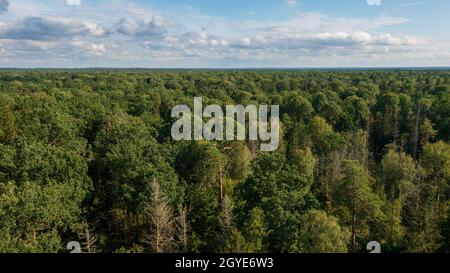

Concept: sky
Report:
left=0, top=0, right=449, bottom=68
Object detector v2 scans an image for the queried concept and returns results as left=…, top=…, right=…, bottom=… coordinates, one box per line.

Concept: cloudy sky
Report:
left=0, top=0, right=449, bottom=68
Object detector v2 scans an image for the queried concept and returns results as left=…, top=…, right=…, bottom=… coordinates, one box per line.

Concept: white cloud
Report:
left=185, top=32, right=229, bottom=47
left=66, top=0, right=81, bottom=6
left=0, top=0, right=447, bottom=68
left=367, top=0, right=381, bottom=6
left=70, top=40, right=106, bottom=55
left=0, top=39, right=56, bottom=52
left=285, top=0, right=298, bottom=7
left=114, top=16, right=167, bottom=37
left=239, top=37, right=252, bottom=46
left=241, top=13, right=410, bottom=38
left=0, top=17, right=106, bottom=40
left=230, top=31, right=421, bottom=52
left=309, top=31, right=421, bottom=47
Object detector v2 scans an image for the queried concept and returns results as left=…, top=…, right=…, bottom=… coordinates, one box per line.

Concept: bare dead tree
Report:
left=142, top=178, right=174, bottom=253
left=175, top=206, right=190, bottom=252
left=78, top=222, right=98, bottom=253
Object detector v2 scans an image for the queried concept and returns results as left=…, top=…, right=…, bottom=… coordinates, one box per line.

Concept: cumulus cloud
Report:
left=136, top=11, right=422, bottom=64
left=187, top=32, right=229, bottom=47
left=0, top=17, right=106, bottom=40
left=367, top=0, right=382, bottom=6
left=223, top=12, right=420, bottom=53
left=66, top=0, right=81, bottom=6
left=0, top=39, right=56, bottom=53
left=230, top=31, right=421, bottom=51
left=0, top=0, right=9, bottom=14
left=70, top=41, right=106, bottom=55
left=306, top=31, right=421, bottom=47
left=114, top=16, right=167, bottom=37
left=0, top=1, right=440, bottom=67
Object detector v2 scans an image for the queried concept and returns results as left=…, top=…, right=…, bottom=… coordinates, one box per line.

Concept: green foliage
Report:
left=334, top=160, right=384, bottom=252
left=225, top=142, right=252, bottom=181
left=241, top=207, right=269, bottom=253
left=291, top=147, right=315, bottom=180
left=298, top=209, right=350, bottom=253
left=381, top=149, right=416, bottom=202
left=237, top=153, right=317, bottom=252
left=0, top=70, right=449, bottom=253
left=176, top=141, right=227, bottom=186
left=0, top=181, right=83, bottom=252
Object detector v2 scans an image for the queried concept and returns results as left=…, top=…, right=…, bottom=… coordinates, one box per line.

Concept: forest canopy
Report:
left=0, top=69, right=449, bottom=253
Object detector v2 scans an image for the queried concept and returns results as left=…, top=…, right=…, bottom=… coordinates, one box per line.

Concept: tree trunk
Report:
left=219, top=167, right=224, bottom=204
left=412, top=105, right=421, bottom=160
left=351, top=188, right=356, bottom=253
left=393, top=106, right=399, bottom=146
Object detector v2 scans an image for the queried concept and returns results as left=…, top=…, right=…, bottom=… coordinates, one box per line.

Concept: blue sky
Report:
left=0, top=0, right=449, bottom=67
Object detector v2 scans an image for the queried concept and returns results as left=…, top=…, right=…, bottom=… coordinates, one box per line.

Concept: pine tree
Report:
left=334, top=160, right=383, bottom=252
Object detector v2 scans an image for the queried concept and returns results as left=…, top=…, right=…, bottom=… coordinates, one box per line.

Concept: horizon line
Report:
left=1, top=66, right=450, bottom=71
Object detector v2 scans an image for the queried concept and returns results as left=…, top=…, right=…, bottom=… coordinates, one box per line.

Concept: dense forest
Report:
left=0, top=69, right=449, bottom=253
